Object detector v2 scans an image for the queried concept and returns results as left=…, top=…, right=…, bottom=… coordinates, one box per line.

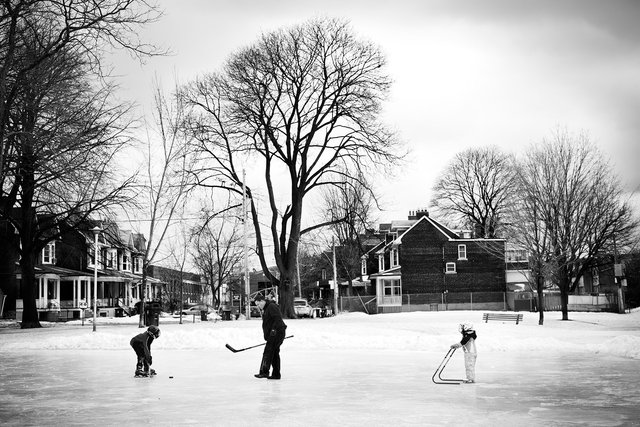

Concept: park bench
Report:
left=482, top=312, right=523, bottom=324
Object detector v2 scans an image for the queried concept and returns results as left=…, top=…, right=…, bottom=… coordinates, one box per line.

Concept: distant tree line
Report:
left=430, top=129, right=638, bottom=323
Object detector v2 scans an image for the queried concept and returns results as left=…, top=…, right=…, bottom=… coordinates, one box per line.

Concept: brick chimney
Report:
left=408, top=209, right=429, bottom=220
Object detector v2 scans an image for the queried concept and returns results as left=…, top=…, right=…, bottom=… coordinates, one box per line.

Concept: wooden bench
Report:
left=482, top=312, right=523, bottom=324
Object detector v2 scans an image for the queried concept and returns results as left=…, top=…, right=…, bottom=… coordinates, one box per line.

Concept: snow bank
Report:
left=1, top=310, right=639, bottom=360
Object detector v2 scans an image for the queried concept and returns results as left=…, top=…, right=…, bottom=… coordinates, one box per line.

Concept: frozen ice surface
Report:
left=1, top=310, right=640, bottom=426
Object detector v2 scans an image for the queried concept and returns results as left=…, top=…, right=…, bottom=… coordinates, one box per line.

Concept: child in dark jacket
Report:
left=130, top=325, right=160, bottom=377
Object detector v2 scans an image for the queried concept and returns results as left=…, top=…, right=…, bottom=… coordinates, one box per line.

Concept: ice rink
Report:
left=1, top=348, right=639, bottom=426
left=1, top=310, right=640, bottom=426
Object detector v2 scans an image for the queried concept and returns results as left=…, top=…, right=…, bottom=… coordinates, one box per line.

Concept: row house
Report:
left=364, top=210, right=506, bottom=313
left=0, top=218, right=206, bottom=321
left=20, top=220, right=160, bottom=320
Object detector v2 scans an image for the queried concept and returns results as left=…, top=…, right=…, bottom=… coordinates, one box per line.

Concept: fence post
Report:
left=407, top=294, right=410, bottom=312
left=503, top=292, right=506, bottom=310
left=470, top=292, right=473, bottom=311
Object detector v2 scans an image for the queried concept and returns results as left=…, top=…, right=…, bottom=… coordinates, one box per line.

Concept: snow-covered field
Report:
left=1, top=310, right=639, bottom=426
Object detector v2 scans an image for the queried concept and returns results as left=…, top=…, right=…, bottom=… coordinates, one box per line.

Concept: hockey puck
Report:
left=169, top=376, right=174, bottom=379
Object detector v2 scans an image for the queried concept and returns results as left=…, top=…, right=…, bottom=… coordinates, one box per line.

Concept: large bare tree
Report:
left=0, top=2, right=161, bottom=328
left=514, top=129, right=637, bottom=320
left=430, top=146, right=515, bottom=238
left=1, top=40, right=137, bottom=328
left=181, top=18, right=402, bottom=317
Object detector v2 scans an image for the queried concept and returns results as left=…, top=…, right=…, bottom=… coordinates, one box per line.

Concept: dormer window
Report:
left=107, top=249, right=118, bottom=269
left=378, top=255, right=385, bottom=272
left=133, top=257, right=142, bottom=274
left=361, top=258, right=367, bottom=276
left=121, top=251, right=130, bottom=271
left=458, top=244, right=467, bottom=260
left=88, top=245, right=102, bottom=269
left=42, top=241, right=56, bottom=264
left=390, top=248, right=399, bottom=268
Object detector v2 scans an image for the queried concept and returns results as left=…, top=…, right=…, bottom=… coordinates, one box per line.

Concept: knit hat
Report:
left=253, top=294, right=265, bottom=303
left=458, top=323, right=474, bottom=333
left=147, top=325, right=161, bottom=338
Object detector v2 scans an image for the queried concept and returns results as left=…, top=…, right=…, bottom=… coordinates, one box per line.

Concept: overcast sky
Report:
left=113, top=0, right=640, bottom=223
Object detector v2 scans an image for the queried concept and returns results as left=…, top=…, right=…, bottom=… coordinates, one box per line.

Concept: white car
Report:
left=177, top=304, right=214, bottom=316
left=293, top=298, right=313, bottom=317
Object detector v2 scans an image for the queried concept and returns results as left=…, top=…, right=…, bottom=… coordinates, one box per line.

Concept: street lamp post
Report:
left=92, top=226, right=101, bottom=332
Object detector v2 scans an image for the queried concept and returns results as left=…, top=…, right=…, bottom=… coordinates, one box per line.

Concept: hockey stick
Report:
left=432, top=347, right=465, bottom=385
left=225, top=335, right=294, bottom=353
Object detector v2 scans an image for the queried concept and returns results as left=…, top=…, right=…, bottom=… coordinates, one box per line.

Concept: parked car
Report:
left=177, top=304, right=214, bottom=316
left=293, top=298, right=313, bottom=317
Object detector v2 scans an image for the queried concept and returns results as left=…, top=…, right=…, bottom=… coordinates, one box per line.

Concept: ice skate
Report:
left=134, top=370, right=149, bottom=378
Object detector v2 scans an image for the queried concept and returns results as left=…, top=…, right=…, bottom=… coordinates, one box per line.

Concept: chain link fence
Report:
left=339, top=291, right=619, bottom=314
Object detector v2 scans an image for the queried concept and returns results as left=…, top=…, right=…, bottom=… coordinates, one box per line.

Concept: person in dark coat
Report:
left=254, top=294, right=287, bottom=380
left=130, top=325, right=160, bottom=377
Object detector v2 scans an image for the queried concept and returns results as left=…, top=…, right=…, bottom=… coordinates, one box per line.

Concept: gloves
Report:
left=450, top=343, right=461, bottom=349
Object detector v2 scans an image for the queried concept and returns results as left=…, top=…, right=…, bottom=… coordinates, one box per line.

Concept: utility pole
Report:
left=243, top=169, right=250, bottom=320
left=333, top=236, right=338, bottom=315
left=297, top=244, right=302, bottom=297
left=614, top=236, right=625, bottom=313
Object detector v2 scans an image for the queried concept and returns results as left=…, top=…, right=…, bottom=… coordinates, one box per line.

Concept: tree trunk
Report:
left=19, top=147, right=41, bottom=328
left=138, top=263, right=148, bottom=328
left=536, top=274, right=544, bottom=326
left=279, top=271, right=296, bottom=318
left=559, top=265, right=570, bottom=320
left=19, top=251, right=41, bottom=328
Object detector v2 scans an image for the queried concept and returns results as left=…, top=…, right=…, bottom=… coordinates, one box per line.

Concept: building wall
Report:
left=398, top=219, right=506, bottom=293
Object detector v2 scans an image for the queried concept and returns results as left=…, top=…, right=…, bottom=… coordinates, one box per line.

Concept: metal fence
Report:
left=339, top=291, right=619, bottom=314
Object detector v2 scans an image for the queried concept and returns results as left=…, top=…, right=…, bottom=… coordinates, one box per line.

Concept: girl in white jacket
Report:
left=450, top=323, right=477, bottom=383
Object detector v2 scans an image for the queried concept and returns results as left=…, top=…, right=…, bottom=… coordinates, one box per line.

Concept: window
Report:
left=378, top=255, right=385, bottom=272
left=134, top=257, right=142, bottom=274
left=506, top=249, right=527, bottom=262
left=107, top=249, right=118, bottom=269
left=457, top=244, right=467, bottom=260
left=361, top=258, right=367, bottom=276
left=383, top=279, right=401, bottom=296
left=42, top=241, right=56, bottom=264
left=391, top=248, right=399, bottom=268
left=446, top=262, right=456, bottom=274
left=121, top=251, right=130, bottom=271
left=88, top=246, right=101, bottom=269
left=88, top=249, right=94, bottom=268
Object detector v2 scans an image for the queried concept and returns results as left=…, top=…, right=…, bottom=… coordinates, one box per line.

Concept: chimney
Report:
left=409, top=209, right=429, bottom=220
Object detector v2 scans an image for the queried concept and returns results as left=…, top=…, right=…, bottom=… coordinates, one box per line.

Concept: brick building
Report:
left=367, top=210, right=506, bottom=312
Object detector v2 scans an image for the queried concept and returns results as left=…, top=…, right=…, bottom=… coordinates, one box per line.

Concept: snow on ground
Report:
left=1, top=309, right=640, bottom=359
